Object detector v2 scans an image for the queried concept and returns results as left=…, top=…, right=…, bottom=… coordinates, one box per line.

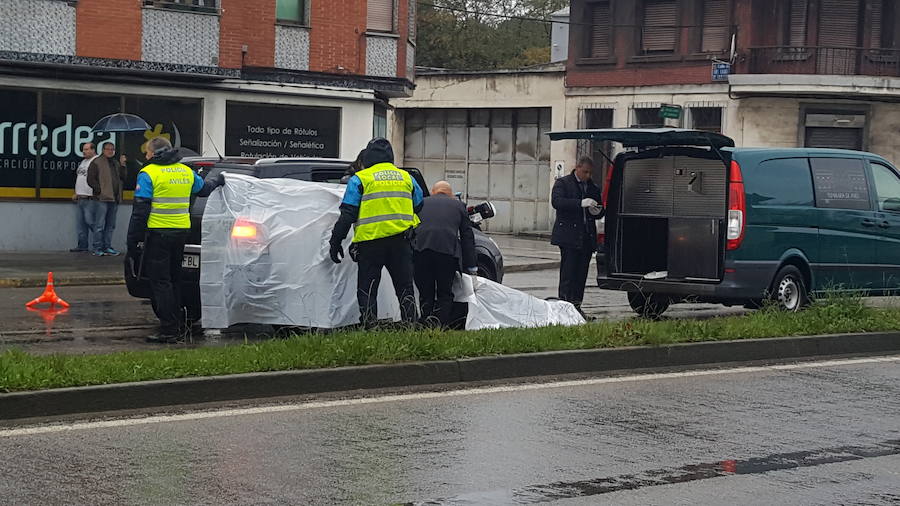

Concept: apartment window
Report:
left=588, top=1, right=611, bottom=59
left=277, top=0, right=307, bottom=24
left=700, top=0, right=728, bottom=53
left=779, top=0, right=808, bottom=47
left=688, top=107, right=722, bottom=133
left=632, top=107, right=663, bottom=128
left=368, top=0, right=394, bottom=32
left=641, top=0, right=678, bottom=54
left=373, top=106, right=387, bottom=138
left=143, top=0, right=218, bottom=12
left=870, top=0, right=895, bottom=49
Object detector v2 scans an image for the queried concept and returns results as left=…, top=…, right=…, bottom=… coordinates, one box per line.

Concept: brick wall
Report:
left=309, top=0, right=366, bottom=73
left=219, top=0, right=276, bottom=68
left=76, top=0, right=142, bottom=60
left=396, top=0, right=409, bottom=78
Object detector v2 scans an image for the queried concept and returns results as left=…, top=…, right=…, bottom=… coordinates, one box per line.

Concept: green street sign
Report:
left=659, top=104, right=683, bottom=120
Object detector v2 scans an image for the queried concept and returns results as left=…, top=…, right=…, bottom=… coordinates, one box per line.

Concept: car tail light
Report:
left=602, top=162, right=614, bottom=207
left=596, top=233, right=605, bottom=245
left=726, top=160, right=746, bottom=251
left=231, top=219, right=259, bottom=239
left=194, top=161, right=215, bottom=167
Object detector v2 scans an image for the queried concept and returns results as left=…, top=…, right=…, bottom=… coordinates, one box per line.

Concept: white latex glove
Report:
left=588, top=205, right=603, bottom=216
left=581, top=198, right=599, bottom=208
left=466, top=267, right=478, bottom=275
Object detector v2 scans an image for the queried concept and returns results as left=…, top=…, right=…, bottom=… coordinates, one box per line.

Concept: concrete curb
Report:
left=2, top=332, right=898, bottom=421
left=0, top=261, right=559, bottom=289
left=0, top=276, right=125, bottom=288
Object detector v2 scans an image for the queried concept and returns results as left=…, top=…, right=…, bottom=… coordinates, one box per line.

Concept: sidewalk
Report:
left=0, top=235, right=559, bottom=287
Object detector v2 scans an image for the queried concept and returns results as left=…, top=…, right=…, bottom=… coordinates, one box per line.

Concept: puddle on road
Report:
left=407, top=439, right=900, bottom=505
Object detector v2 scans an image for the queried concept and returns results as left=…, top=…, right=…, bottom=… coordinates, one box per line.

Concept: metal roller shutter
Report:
left=871, top=0, right=883, bottom=48
left=590, top=2, right=611, bottom=58
left=642, top=0, right=678, bottom=53
left=818, top=0, right=860, bottom=46
left=805, top=127, right=863, bottom=150
left=789, top=0, right=808, bottom=47
left=368, top=0, right=393, bottom=32
left=701, top=0, right=728, bottom=53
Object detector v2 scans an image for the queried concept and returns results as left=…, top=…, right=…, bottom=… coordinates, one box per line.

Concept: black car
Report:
left=125, top=157, right=504, bottom=321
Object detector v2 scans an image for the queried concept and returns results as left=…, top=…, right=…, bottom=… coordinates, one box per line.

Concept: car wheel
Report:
left=477, top=258, right=497, bottom=282
left=627, top=292, right=670, bottom=319
left=770, top=265, right=809, bottom=312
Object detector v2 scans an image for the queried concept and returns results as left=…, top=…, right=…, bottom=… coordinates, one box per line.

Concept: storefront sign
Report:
left=225, top=102, right=340, bottom=159
left=0, top=88, right=201, bottom=198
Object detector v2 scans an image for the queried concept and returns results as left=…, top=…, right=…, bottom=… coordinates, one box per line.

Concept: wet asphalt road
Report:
left=1, top=356, right=898, bottom=505
left=0, top=266, right=749, bottom=354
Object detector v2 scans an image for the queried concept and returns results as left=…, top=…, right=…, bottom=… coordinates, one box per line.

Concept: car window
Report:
left=745, top=158, right=813, bottom=206
left=810, top=158, right=871, bottom=210
left=870, top=162, right=900, bottom=212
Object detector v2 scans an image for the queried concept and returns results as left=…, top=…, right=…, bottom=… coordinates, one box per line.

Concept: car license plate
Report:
left=182, top=254, right=200, bottom=269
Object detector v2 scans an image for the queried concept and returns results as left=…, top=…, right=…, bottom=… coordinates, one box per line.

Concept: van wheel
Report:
left=627, top=292, right=670, bottom=319
left=771, top=265, right=809, bottom=312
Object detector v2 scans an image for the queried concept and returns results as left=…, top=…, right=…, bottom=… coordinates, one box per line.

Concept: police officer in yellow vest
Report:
left=127, top=137, right=223, bottom=343
left=329, top=138, right=424, bottom=327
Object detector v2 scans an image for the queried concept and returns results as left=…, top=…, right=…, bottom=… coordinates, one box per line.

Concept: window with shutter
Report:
left=818, top=0, right=861, bottom=47
left=870, top=0, right=890, bottom=48
left=589, top=2, right=611, bottom=58
left=368, top=0, right=394, bottom=32
left=642, top=0, right=678, bottom=54
left=701, top=0, right=728, bottom=53
left=788, top=0, right=808, bottom=47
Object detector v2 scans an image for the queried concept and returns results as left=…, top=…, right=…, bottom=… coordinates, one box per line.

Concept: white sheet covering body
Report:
left=201, top=174, right=585, bottom=330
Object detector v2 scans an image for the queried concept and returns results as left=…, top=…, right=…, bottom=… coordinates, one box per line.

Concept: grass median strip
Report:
left=1, top=296, right=899, bottom=392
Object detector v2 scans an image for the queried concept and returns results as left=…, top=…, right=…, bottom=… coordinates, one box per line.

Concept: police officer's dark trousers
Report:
left=145, top=229, right=189, bottom=334
left=558, top=233, right=595, bottom=307
left=356, top=233, right=417, bottom=327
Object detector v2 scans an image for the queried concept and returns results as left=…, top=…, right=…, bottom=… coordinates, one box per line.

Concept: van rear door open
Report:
left=547, top=129, right=735, bottom=283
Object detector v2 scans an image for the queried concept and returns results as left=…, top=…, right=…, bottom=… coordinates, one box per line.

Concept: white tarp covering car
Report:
left=200, top=174, right=584, bottom=330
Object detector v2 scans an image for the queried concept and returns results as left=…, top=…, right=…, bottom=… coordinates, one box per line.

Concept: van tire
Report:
left=770, top=265, right=809, bottom=312
left=627, top=292, right=670, bottom=319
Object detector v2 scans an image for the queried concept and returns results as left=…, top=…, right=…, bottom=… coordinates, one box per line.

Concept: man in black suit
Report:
left=551, top=157, right=604, bottom=313
left=413, top=180, right=477, bottom=328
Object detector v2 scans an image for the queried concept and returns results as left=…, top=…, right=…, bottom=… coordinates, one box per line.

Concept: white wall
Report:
left=0, top=201, right=131, bottom=251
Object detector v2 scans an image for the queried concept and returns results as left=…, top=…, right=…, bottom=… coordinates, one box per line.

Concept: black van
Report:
left=549, top=128, right=900, bottom=317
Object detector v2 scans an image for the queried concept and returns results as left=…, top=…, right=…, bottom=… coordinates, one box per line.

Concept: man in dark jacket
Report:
left=551, top=157, right=604, bottom=312
left=413, top=181, right=477, bottom=328
left=87, top=142, right=127, bottom=256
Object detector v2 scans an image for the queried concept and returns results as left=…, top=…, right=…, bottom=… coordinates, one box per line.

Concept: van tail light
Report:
left=231, top=218, right=259, bottom=240
left=726, top=160, right=746, bottom=251
left=602, top=162, right=614, bottom=207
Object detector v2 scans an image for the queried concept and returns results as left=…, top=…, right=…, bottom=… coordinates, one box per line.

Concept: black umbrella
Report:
left=91, top=113, right=151, bottom=133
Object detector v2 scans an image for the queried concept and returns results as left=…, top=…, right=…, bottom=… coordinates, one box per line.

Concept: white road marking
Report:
left=2, top=355, right=898, bottom=438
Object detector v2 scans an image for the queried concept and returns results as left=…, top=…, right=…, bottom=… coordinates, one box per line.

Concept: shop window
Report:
left=641, top=0, right=678, bottom=54
left=277, top=0, right=307, bottom=24
left=700, top=0, right=728, bottom=53
left=368, top=0, right=394, bottom=33
left=225, top=102, right=341, bottom=159
left=688, top=107, right=723, bottom=133
left=631, top=107, right=663, bottom=128
left=587, top=1, right=611, bottom=59
left=143, top=0, right=219, bottom=13
left=373, top=106, right=387, bottom=139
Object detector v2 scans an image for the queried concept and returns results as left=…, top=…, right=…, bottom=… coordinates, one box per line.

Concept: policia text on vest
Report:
left=329, top=138, right=425, bottom=328
left=126, top=138, right=223, bottom=342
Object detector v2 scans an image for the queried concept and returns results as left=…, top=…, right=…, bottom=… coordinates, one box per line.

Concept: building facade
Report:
left=566, top=0, right=900, bottom=178
left=0, top=0, right=415, bottom=250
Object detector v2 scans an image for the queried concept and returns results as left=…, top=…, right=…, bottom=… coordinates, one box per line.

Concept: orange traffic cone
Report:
left=25, top=272, right=70, bottom=308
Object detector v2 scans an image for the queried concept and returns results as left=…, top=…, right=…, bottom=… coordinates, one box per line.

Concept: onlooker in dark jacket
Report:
left=551, top=157, right=604, bottom=312
left=413, top=181, right=477, bottom=327
left=88, top=143, right=127, bottom=256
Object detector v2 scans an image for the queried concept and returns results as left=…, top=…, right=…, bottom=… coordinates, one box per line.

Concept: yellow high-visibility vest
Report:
left=141, top=163, right=194, bottom=229
left=353, top=162, right=419, bottom=242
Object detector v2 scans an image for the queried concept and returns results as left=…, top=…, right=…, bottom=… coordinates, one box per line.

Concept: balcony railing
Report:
left=746, top=46, right=900, bottom=77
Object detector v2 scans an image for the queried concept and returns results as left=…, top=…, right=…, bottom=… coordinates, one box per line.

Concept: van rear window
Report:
left=745, top=158, right=814, bottom=207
